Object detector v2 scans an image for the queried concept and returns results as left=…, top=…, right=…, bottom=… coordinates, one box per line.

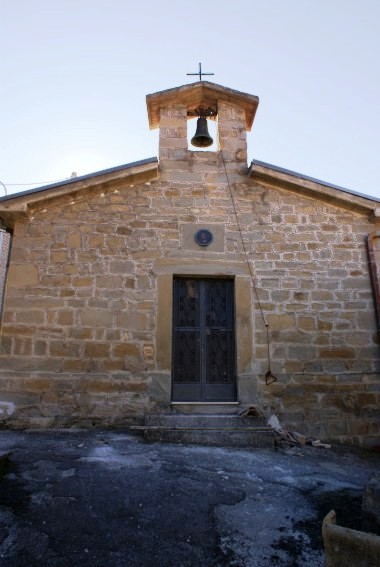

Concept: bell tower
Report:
left=146, top=82, right=259, bottom=171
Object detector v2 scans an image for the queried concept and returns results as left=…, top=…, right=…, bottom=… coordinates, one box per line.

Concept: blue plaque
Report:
left=195, top=229, right=213, bottom=247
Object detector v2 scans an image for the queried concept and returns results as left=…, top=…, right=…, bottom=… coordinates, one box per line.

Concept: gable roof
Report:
left=1, top=153, right=379, bottom=231
left=0, top=157, right=159, bottom=229
left=146, top=81, right=259, bottom=131
left=0, top=157, right=158, bottom=204
left=249, top=159, right=380, bottom=217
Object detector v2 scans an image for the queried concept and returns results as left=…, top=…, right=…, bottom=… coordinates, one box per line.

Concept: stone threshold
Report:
left=131, top=426, right=272, bottom=431
left=171, top=402, right=240, bottom=405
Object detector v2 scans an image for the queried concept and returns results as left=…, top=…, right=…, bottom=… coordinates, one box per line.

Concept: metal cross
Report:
left=187, top=62, right=214, bottom=81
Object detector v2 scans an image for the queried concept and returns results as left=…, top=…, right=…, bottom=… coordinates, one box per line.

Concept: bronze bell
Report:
left=191, top=116, right=213, bottom=148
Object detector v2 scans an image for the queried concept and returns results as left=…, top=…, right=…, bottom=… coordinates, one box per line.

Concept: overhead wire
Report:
left=0, top=177, right=71, bottom=198
left=220, top=150, right=277, bottom=385
left=5, top=179, right=68, bottom=186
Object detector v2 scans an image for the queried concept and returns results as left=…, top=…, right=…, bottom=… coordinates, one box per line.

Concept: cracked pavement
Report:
left=0, top=430, right=379, bottom=566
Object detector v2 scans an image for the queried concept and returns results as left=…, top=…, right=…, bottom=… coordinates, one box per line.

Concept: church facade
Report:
left=0, top=81, right=379, bottom=446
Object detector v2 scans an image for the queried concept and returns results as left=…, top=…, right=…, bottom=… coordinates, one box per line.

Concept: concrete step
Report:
left=145, top=414, right=267, bottom=428
left=169, top=403, right=240, bottom=415
left=136, top=414, right=274, bottom=448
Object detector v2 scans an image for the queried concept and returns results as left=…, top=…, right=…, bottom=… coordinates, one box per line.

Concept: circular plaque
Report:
left=194, top=229, right=213, bottom=247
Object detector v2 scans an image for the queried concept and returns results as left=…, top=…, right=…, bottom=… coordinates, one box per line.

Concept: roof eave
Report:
left=248, top=159, right=380, bottom=219
left=146, top=81, right=259, bottom=131
left=0, top=157, right=159, bottom=229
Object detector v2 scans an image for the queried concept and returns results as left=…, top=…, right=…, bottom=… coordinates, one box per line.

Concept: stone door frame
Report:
left=155, top=259, right=255, bottom=404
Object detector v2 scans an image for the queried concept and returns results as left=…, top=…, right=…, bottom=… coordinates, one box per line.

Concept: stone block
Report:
left=53, top=379, right=75, bottom=392
left=60, top=289, right=75, bottom=297
left=85, top=379, right=121, bottom=394
left=0, top=336, right=12, bottom=354
left=72, top=276, right=92, bottom=287
left=110, top=260, right=135, bottom=274
left=357, top=393, right=378, bottom=407
left=63, top=359, right=88, bottom=372
left=66, top=233, right=82, bottom=248
left=11, top=297, right=63, bottom=310
left=123, top=381, right=148, bottom=392
left=81, top=309, right=113, bottom=327
left=348, top=421, right=369, bottom=435
left=317, top=320, right=333, bottom=331
left=84, top=342, right=110, bottom=358
left=95, top=275, right=123, bottom=289
left=51, top=250, right=69, bottom=262
left=160, top=137, right=188, bottom=149
left=105, top=236, right=126, bottom=248
left=57, top=311, right=74, bottom=325
left=68, top=328, right=93, bottom=339
left=284, top=361, right=304, bottom=373
left=40, top=274, right=71, bottom=287
left=100, top=359, right=125, bottom=372
left=289, top=344, right=317, bottom=360
left=278, top=330, right=313, bottom=345
left=313, top=335, right=330, bottom=346
left=22, top=378, right=52, bottom=392
left=0, top=391, right=40, bottom=405
left=319, top=348, right=356, bottom=359
left=116, top=312, right=149, bottom=331
left=105, top=330, right=121, bottom=341
left=113, top=343, right=140, bottom=357
left=15, top=311, right=45, bottom=324
left=41, top=391, right=59, bottom=403
left=270, top=291, right=291, bottom=302
left=159, top=117, right=187, bottom=129
left=342, top=277, right=371, bottom=291
left=326, top=420, right=348, bottom=436
left=13, top=338, right=32, bottom=356
left=7, top=264, right=39, bottom=287
left=123, top=356, right=146, bottom=373
left=50, top=340, right=81, bottom=358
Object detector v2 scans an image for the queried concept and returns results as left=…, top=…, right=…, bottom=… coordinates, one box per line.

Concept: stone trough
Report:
left=323, top=509, right=380, bottom=567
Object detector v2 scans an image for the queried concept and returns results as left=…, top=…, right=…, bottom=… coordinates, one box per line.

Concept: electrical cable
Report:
left=5, top=179, right=68, bottom=186
left=220, top=150, right=277, bottom=385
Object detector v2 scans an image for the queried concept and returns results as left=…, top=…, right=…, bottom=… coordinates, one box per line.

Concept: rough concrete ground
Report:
left=0, top=430, right=379, bottom=567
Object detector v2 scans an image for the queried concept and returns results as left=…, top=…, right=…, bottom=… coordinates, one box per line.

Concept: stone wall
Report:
left=0, top=102, right=379, bottom=445
left=249, top=190, right=380, bottom=446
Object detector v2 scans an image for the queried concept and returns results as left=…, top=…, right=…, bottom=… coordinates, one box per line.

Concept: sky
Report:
left=1, top=0, right=379, bottom=198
